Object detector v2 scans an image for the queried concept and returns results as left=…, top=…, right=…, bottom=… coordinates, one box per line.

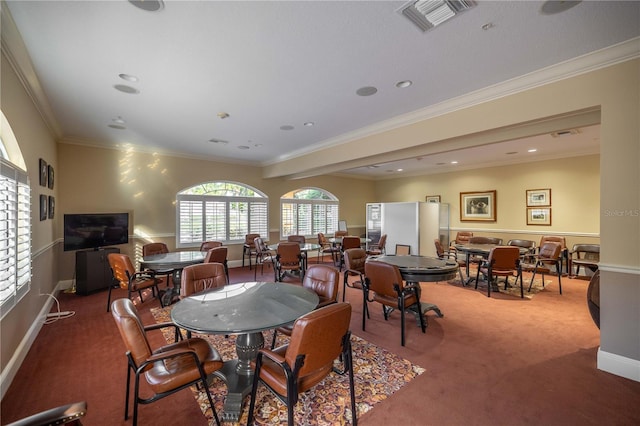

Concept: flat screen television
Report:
left=63, top=213, right=129, bottom=251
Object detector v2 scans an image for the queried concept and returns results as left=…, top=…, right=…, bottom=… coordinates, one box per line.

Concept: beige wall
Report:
left=375, top=155, right=600, bottom=249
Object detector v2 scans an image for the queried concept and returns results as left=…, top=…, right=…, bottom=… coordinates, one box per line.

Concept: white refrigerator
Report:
left=367, top=202, right=449, bottom=256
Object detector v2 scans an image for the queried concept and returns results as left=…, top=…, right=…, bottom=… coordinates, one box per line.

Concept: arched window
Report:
left=280, top=187, right=339, bottom=238
left=1, top=111, right=31, bottom=318
left=176, top=181, right=268, bottom=247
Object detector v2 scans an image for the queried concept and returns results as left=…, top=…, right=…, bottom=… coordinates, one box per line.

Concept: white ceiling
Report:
left=3, top=1, right=639, bottom=178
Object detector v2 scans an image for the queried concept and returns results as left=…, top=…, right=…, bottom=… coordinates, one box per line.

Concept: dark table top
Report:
left=171, top=281, right=319, bottom=335
left=140, top=250, right=206, bottom=270
left=368, top=255, right=459, bottom=282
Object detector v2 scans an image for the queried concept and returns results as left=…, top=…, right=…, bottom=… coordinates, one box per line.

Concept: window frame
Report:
left=280, top=187, right=339, bottom=239
left=176, top=181, right=268, bottom=248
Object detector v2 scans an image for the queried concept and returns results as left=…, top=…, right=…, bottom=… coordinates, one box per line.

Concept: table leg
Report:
left=409, top=281, right=444, bottom=326
left=212, top=332, right=264, bottom=422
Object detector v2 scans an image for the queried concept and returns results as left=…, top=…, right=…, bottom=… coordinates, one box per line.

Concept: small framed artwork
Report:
left=48, top=196, right=55, bottom=219
left=425, top=195, right=441, bottom=203
left=39, top=195, right=47, bottom=221
left=460, top=190, right=497, bottom=222
left=39, top=159, right=48, bottom=187
left=527, top=207, right=552, bottom=226
left=47, top=165, right=55, bottom=189
left=526, top=188, right=551, bottom=207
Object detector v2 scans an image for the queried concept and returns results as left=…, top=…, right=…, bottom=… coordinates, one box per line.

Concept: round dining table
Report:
left=171, top=281, right=318, bottom=422
left=140, top=250, right=206, bottom=303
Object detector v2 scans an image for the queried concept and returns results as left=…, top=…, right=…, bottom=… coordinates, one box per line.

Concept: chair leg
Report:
left=271, top=329, right=278, bottom=349
left=247, top=354, right=262, bottom=425
left=400, top=298, right=406, bottom=347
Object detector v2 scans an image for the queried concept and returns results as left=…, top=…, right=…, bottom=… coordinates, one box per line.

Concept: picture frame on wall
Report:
left=425, top=195, right=441, bottom=203
left=526, top=188, right=551, bottom=207
left=47, top=165, right=55, bottom=189
left=460, top=190, right=496, bottom=222
left=39, top=159, right=48, bottom=187
left=527, top=207, right=552, bottom=225
left=39, top=195, right=47, bottom=221
left=48, top=196, right=55, bottom=219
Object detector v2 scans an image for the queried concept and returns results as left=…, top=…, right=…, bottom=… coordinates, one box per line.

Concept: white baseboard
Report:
left=598, top=348, right=640, bottom=382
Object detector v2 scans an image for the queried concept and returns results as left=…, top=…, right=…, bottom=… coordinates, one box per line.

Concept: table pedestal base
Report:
left=212, top=331, right=264, bottom=422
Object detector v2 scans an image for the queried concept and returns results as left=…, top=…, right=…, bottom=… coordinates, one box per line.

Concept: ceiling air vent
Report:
left=399, top=0, right=476, bottom=32
left=550, top=129, right=581, bottom=138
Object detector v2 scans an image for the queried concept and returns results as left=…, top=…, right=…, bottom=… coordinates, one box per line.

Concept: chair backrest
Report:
left=487, top=246, right=521, bottom=270
left=469, top=236, right=492, bottom=245
left=508, top=239, right=536, bottom=251
left=455, top=231, right=473, bottom=244
left=377, top=234, right=387, bottom=250
left=204, top=246, right=227, bottom=264
left=341, top=236, right=361, bottom=250
left=200, top=240, right=223, bottom=251
left=303, top=264, right=339, bottom=307
left=571, top=244, right=600, bottom=260
left=395, top=244, right=411, bottom=255
left=285, top=303, right=352, bottom=390
left=110, top=298, right=153, bottom=369
left=334, top=230, right=348, bottom=237
left=277, top=242, right=302, bottom=266
left=540, top=235, right=566, bottom=250
left=485, top=237, right=503, bottom=245
left=539, top=242, right=562, bottom=260
left=180, top=262, right=227, bottom=297
left=344, top=248, right=367, bottom=274
left=142, top=242, right=168, bottom=256
left=287, top=235, right=306, bottom=244
left=364, top=261, right=405, bottom=298
left=108, top=253, right=135, bottom=289
left=317, top=232, right=329, bottom=246
left=434, top=239, right=445, bottom=258
left=254, top=236, right=270, bottom=255
left=244, top=233, right=260, bottom=246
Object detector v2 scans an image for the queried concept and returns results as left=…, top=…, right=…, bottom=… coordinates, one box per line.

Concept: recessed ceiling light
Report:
left=303, top=122, right=314, bottom=127
left=528, top=149, right=537, bottom=153
left=118, top=73, right=139, bottom=82
left=540, top=1, right=581, bottom=15
left=367, top=165, right=380, bottom=169
left=356, top=86, right=378, bottom=96
left=128, top=0, right=164, bottom=12
left=112, top=117, right=126, bottom=124
left=451, top=161, right=458, bottom=164
left=113, top=84, right=140, bottom=94
left=396, top=80, right=412, bottom=88
left=280, top=125, right=295, bottom=131
left=238, top=145, right=250, bottom=150
left=396, top=168, right=404, bottom=172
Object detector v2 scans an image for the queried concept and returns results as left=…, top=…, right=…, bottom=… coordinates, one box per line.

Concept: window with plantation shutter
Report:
left=0, top=157, right=31, bottom=319
left=280, top=187, right=338, bottom=238
left=176, top=181, right=268, bottom=248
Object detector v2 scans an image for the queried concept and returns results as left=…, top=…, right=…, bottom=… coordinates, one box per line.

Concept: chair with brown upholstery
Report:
left=334, top=230, right=348, bottom=237
left=287, top=235, right=306, bottom=244
left=521, top=242, right=563, bottom=294
left=539, top=235, right=569, bottom=274
left=180, top=262, right=227, bottom=298
left=110, top=298, right=223, bottom=426
left=475, top=246, right=523, bottom=298
left=204, top=246, right=229, bottom=283
left=317, top=232, right=340, bottom=265
left=200, top=240, right=223, bottom=251
left=254, top=237, right=277, bottom=280
left=366, top=233, right=387, bottom=256
left=271, top=264, right=339, bottom=348
left=5, top=401, right=87, bottom=426
left=507, top=239, right=537, bottom=257
left=434, top=239, right=465, bottom=283
left=338, top=236, right=361, bottom=270
left=395, top=244, right=411, bottom=255
left=363, top=260, right=426, bottom=346
left=248, top=303, right=357, bottom=426
left=141, top=242, right=173, bottom=288
left=276, top=242, right=304, bottom=281
left=243, top=233, right=261, bottom=269
left=342, top=247, right=370, bottom=319
left=569, top=244, right=600, bottom=278
left=107, top=253, right=161, bottom=312
left=453, top=231, right=473, bottom=245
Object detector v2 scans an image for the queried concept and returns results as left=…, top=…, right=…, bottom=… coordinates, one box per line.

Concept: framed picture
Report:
left=425, top=195, right=441, bottom=203
left=48, top=196, right=55, bottom=219
left=39, top=159, right=48, bottom=187
left=527, top=207, right=552, bottom=225
left=39, top=195, right=47, bottom=221
left=460, top=190, right=496, bottom=222
left=47, top=165, right=55, bottom=189
left=526, top=188, right=551, bottom=207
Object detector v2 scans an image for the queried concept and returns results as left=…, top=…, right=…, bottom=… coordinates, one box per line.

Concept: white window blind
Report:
left=280, top=188, right=339, bottom=238
left=0, top=158, right=31, bottom=318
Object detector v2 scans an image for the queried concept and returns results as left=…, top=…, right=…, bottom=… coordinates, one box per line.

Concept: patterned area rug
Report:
left=447, top=274, right=551, bottom=299
left=151, top=307, right=424, bottom=425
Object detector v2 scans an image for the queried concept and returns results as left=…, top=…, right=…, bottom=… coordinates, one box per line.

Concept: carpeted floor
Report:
left=151, top=306, right=424, bottom=425
left=446, top=276, right=551, bottom=299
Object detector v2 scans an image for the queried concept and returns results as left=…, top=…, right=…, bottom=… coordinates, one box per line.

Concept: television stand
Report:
left=75, top=247, right=120, bottom=295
